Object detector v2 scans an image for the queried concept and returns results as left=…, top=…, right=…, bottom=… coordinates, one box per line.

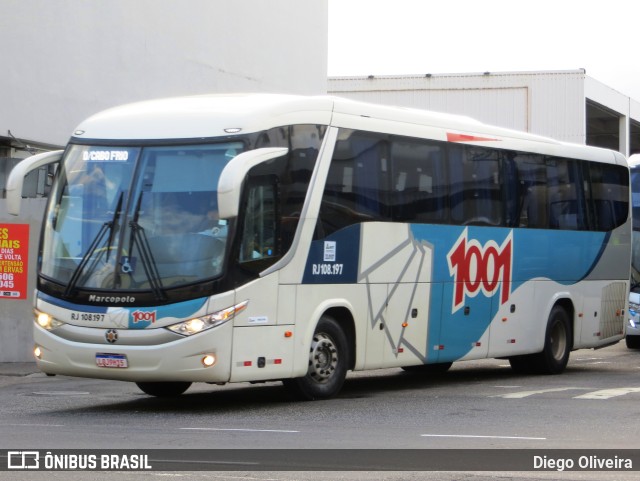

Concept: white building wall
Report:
left=631, top=99, right=640, bottom=121
left=329, top=69, right=640, bottom=157
left=584, top=76, right=639, bottom=154
left=329, top=74, right=531, bottom=132
left=585, top=77, right=634, bottom=114
left=329, top=70, right=587, bottom=144
left=2, top=0, right=328, bottom=147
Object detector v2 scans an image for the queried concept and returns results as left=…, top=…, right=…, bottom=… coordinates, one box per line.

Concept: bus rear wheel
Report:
left=136, top=381, right=192, bottom=397
left=283, top=316, right=348, bottom=401
left=509, top=305, right=572, bottom=375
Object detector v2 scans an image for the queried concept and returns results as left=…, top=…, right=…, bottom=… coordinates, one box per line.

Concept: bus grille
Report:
left=599, top=281, right=627, bottom=339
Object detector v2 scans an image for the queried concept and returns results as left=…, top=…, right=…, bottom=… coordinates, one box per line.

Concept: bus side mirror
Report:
left=217, top=147, right=288, bottom=219
left=6, top=150, right=64, bottom=215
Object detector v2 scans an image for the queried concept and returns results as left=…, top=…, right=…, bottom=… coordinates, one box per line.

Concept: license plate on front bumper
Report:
left=96, top=353, right=128, bottom=368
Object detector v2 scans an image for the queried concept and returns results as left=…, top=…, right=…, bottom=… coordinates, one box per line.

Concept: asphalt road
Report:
left=1, top=341, right=639, bottom=480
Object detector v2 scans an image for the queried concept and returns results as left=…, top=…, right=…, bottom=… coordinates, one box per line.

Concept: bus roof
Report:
left=74, top=94, right=334, bottom=141
left=72, top=93, right=625, bottom=166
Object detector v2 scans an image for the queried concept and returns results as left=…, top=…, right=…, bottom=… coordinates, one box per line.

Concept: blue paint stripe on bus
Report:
left=125, top=298, right=208, bottom=329
left=302, top=223, right=610, bottom=363
left=37, top=291, right=208, bottom=329
left=302, top=224, right=609, bottom=286
left=415, top=225, right=608, bottom=362
left=37, top=292, right=109, bottom=313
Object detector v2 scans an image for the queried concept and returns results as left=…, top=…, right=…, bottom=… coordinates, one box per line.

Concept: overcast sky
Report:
left=328, top=0, right=640, bottom=100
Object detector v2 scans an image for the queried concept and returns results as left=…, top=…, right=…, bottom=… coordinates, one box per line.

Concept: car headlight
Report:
left=34, top=310, right=65, bottom=330
left=166, top=300, right=248, bottom=336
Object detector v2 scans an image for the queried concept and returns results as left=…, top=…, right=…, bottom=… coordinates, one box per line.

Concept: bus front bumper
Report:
left=32, top=322, right=233, bottom=383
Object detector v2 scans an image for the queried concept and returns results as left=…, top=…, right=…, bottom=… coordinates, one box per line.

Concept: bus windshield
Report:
left=42, top=142, right=243, bottom=293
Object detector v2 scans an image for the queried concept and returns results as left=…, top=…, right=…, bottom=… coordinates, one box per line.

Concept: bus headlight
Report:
left=34, top=310, right=65, bottom=331
left=166, top=300, right=248, bottom=337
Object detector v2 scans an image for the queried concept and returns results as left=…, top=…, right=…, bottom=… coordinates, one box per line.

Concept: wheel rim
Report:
left=550, top=320, right=567, bottom=361
left=309, top=332, right=338, bottom=384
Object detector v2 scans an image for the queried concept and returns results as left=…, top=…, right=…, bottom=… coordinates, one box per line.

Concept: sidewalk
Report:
left=0, top=362, right=39, bottom=376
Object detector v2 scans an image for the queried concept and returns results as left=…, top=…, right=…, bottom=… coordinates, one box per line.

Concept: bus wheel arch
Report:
left=553, top=298, right=575, bottom=349
left=509, top=300, right=574, bottom=375
left=323, top=306, right=356, bottom=370
left=540, top=301, right=574, bottom=373
left=283, top=309, right=353, bottom=400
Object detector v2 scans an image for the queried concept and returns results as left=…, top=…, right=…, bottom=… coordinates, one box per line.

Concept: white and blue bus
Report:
left=7, top=94, right=631, bottom=399
left=625, top=154, right=640, bottom=348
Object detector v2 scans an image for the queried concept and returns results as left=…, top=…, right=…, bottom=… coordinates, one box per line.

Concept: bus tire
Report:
left=509, top=305, right=572, bottom=375
left=136, top=381, right=191, bottom=397
left=625, top=335, right=640, bottom=349
left=401, top=362, right=452, bottom=374
left=283, top=316, right=348, bottom=401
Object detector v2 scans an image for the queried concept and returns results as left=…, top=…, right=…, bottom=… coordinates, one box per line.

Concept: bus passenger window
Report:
left=449, top=145, right=502, bottom=226
left=547, top=158, right=585, bottom=230
left=390, top=139, right=446, bottom=223
left=514, top=154, right=547, bottom=228
left=318, top=130, right=390, bottom=238
left=588, top=162, right=629, bottom=231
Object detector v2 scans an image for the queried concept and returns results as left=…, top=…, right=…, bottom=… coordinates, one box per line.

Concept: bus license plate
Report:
left=95, top=353, right=128, bottom=368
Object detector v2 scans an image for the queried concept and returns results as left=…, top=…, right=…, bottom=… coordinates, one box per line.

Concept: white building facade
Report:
left=0, top=0, right=328, bottom=361
left=329, top=70, right=640, bottom=156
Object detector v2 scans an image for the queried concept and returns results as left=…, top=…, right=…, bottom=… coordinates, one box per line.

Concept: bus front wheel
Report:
left=283, top=316, right=348, bottom=401
left=136, top=381, right=192, bottom=397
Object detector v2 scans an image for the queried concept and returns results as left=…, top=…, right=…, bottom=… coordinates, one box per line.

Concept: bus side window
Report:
left=279, top=146, right=317, bottom=249
left=449, top=145, right=502, bottom=226
left=514, top=154, right=547, bottom=229
left=390, top=139, right=446, bottom=223
left=547, top=158, right=586, bottom=230
left=238, top=177, right=277, bottom=265
left=588, top=162, right=629, bottom=231
left=318, top=130, right=390, bottom=237
left=503, top=154, right=519, bottom=227
left=249, top=125, right=323, bottom=253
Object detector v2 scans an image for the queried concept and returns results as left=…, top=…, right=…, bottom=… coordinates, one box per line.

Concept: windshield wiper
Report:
left=63, top=199, right=121, bottom=298
left=104, top=192, right=124, bottom=263
left=128, top=192, right=167, bottom=302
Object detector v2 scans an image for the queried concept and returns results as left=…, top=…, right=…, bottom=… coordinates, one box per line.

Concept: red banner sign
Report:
left=0, top=223, right=29, bottom=300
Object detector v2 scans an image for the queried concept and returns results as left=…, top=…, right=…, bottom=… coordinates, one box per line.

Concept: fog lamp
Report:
left=202, top=354, right=216, bottom=367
